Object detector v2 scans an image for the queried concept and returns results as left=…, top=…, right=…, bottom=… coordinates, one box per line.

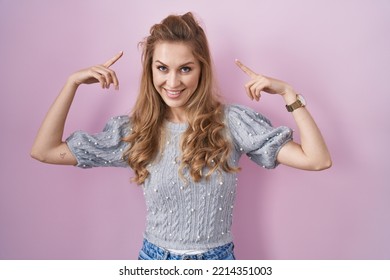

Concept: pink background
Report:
left=1, top=0, right=389, bottom=259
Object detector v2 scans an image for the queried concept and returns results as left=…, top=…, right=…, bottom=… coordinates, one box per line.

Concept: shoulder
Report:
left=105, top=115, right=131, bottom=127
left=224, top=103, right=272, bottom=127
left=102, top=115, right=131, bottom=135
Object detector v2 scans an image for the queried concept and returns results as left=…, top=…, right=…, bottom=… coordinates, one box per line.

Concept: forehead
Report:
left=153, top=42, right=197, bottom=65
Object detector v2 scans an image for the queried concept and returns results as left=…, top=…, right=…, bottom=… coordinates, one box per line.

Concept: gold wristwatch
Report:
left=286, top=94, right=306, bottom=112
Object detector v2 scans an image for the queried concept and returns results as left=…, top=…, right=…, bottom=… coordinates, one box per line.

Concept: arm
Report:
left=235, top=60, right=332, bottom=171
left=30, top=51, right=123, bottom=165
left=30, top=80, right=78, bottom=165
left=276, top=90, right=332, bottom=170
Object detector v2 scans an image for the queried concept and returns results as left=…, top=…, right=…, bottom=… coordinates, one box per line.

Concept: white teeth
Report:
left=166, top=89, right=182, bottom=95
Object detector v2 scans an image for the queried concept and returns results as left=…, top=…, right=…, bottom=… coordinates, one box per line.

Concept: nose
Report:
left=166, top=72, right=180, bottom=88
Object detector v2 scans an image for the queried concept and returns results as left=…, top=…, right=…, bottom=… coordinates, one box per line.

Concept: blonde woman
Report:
left=31, top=12, right=331, bottom=260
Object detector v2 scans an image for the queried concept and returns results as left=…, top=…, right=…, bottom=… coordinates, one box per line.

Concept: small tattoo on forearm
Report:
left=60, top=153, right=66, bottom=159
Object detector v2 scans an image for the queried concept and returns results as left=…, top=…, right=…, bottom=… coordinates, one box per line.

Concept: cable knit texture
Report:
left=66, top=104, right=293, bottom=250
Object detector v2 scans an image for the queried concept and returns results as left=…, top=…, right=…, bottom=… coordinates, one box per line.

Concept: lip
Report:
left=164, top=88, right=184, bottom=99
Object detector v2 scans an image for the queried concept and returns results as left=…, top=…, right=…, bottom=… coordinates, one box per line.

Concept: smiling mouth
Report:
left=165, top=88, right=184, bottom=98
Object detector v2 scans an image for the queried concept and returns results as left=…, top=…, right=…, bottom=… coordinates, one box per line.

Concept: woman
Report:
left=31, top=12, right=331, bottom=260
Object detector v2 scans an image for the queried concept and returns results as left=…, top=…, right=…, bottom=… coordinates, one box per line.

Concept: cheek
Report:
left=184, top=70, right=200, bottom=88
left=189, top=73, right=201, bottom=90
left=152, top=71, right=162, bottom=88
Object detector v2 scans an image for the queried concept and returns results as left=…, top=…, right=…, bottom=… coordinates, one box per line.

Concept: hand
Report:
left=69, top=51, right=124, bottom=89
left=235, top=59, right=293, bottom=101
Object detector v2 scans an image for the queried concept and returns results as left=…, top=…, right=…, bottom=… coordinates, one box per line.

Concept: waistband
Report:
left=139, top=239, right=234, bottom=260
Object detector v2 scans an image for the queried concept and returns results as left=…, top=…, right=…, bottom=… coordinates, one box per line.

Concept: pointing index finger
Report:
left=103, top=51, right=124, bottom=68
left=235, top=59, right=257, bottom=78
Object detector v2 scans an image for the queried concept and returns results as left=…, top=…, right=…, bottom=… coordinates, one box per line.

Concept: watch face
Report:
left=297, top=94, right=306, bottom=106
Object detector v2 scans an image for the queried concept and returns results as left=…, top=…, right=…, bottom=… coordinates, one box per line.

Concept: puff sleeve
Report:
left=226, top=104, right=293, bottom=168
left=66, top=115, right=131, bottom=168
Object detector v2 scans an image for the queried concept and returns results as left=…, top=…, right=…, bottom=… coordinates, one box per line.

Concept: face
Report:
left=152, top=41, right=201, bottom=122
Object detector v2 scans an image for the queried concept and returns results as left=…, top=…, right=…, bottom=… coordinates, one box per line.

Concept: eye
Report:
left=180, top=66, right=191, bottom=73
left=157, top=65, right=167, bottom=72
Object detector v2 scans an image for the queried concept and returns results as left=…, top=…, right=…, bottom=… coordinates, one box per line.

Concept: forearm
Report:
left=235, top=60, right=331, bottom=170
left=31, top=78, right=78, bottom=163
left=31, top=52, right=123, bottom=165
left=280, top=89, right=332, bottom=170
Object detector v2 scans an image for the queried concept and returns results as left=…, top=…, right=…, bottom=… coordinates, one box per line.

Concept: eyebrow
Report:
left=155, top=60, right=196, bottom=67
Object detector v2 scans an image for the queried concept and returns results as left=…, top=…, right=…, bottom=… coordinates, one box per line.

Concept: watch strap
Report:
left=286, top=95, right=305, bottom=112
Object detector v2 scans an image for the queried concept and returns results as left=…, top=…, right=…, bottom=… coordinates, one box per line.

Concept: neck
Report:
left=167, top=108, right=187, bottom=123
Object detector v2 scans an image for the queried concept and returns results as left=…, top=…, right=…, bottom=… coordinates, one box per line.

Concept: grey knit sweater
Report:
left=66, top=104, right=293, bottom=250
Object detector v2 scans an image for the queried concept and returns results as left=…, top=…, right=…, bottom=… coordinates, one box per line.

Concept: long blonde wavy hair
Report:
left=123, top=12, right=239, bottom=184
